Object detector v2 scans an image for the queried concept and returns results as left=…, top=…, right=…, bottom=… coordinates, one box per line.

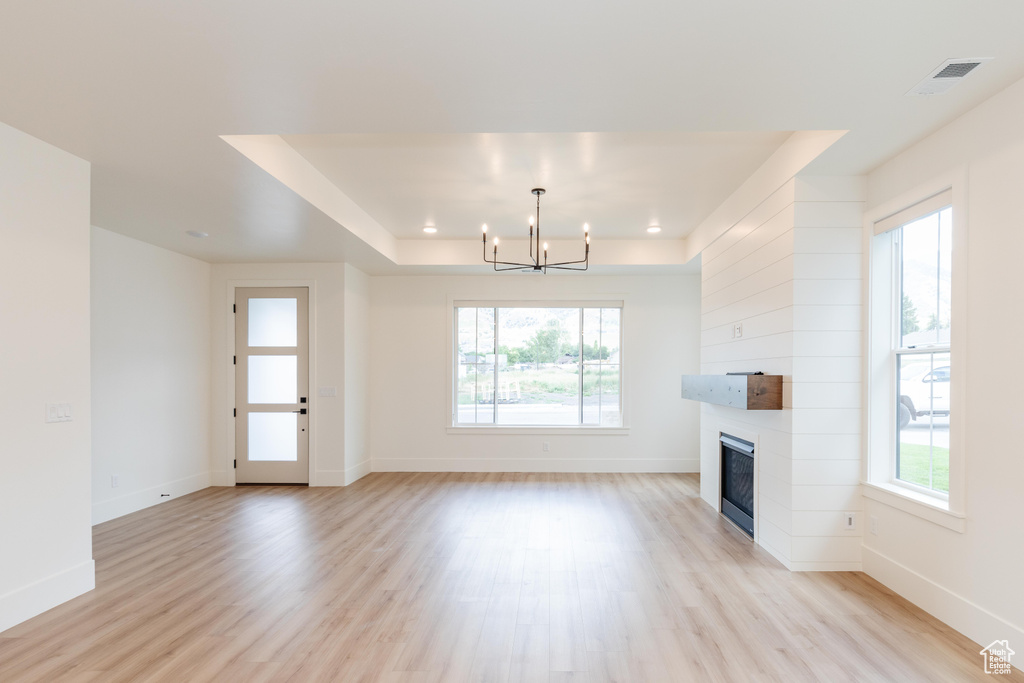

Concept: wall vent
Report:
left=907, top=58, right=993, bottom=96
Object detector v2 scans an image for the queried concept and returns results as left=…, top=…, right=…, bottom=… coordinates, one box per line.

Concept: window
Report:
left=867, top=188, right=958, bottom=513
left=894, top=205, right=952, bottom=495
left=453, top=303, right=622, bottom=427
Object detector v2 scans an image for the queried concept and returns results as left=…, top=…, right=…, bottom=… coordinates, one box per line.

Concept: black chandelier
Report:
left=482, top=188, right=589, bottom=272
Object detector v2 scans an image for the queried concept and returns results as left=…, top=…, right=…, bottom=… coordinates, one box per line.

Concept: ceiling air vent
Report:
left=907, top=58, right=993, bottom=96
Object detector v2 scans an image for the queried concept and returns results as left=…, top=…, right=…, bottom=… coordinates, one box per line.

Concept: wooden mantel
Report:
left=680, top=374, right=783, bottom=410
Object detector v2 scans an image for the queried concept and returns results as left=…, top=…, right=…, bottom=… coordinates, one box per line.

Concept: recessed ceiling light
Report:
left=647, top=226, right=662, bottom=234
left=186, top=230, right=208, bottom=238
left=423, top=226, right=437, bottom=234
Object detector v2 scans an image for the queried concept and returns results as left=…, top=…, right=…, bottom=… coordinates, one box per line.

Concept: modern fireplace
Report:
left=720, top=433, right=754, bottom=538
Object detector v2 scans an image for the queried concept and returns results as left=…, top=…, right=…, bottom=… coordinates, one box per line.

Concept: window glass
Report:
left=456, top=307, right=496, bottom=424
left=899, top=207, right=952, bottom=348
left=455, top=305, right=622, bottom=427
left=496, top=308, right=580, bottom=425
left=897, top=352, right=950, bottom=492
left=895, top=206, right=952, bottom=493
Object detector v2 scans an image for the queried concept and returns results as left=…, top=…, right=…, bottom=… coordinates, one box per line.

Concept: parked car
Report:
left=899, top=365, right=950, bottom=428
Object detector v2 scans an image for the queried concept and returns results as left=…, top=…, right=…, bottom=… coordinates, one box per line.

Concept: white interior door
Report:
left=235, top=287, right=309, bottom=484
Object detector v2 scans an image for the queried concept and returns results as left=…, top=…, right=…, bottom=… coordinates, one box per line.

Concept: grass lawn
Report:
left=897, top=443, right=950, bottom=493
left=458, top=366, right=620, bottom=405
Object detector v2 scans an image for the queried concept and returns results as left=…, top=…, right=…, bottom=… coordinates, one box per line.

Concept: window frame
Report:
left=864, top=176, right=967, bottom=532
left=446, top=298, right=629, bottom=433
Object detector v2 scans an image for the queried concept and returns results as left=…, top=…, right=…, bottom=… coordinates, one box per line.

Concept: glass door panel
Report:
left=248, top=413, right=299, bottom=462
left=248, top=298, right=298, bottom=347
left=247, top=355, right=298, bottom=404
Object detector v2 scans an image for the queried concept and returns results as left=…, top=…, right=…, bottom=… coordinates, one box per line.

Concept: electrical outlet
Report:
left=542, top=441, right=550, bottom=452
left=844, top=512, right=857, bottom=531
left=111, top=475, right=119, bottom=489
left=870, top=516, right=879, bottom=535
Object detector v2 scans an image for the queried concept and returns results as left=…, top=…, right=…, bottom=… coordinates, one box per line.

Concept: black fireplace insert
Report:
left=720, top=433, right=754, bottom=538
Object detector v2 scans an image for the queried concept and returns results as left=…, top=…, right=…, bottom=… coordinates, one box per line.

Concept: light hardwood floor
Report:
left=0, top=473, right=1017, bottom=682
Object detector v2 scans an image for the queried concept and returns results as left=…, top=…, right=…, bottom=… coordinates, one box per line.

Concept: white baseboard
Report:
left=789, top=560, right=862, bottom=572
left=0, top=559, right=95, bottom=634
left=92, top=472, right=210, bottom=525
left=371, top=458, right=700, bottom=473
left=864, top=546, right=1024, bottom=651
left=345, top=460, right=372, bottom=485
left=308, top=462, right=373, bottom=487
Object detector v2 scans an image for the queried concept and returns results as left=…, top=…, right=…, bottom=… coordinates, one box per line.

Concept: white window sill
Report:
left=447, top=426, right=629, bottom=436
left=862, top=481, right=965, bottom=533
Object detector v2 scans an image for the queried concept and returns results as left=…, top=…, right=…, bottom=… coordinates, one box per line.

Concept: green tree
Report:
left=499, top=345, right=522, bottom=365
left=902, top=294, right=920, bottom=335
left=526, top=323, right=562, bottom=364
left=583, top=342, right=610, bottom=361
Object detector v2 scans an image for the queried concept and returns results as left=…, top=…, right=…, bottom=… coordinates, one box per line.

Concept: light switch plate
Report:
left=318, top=387, right=338, bottom=397
left=45, top=402, right=73, bottom=423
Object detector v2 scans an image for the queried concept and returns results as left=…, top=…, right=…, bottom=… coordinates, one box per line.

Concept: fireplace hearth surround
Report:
left=720, top=433, right=755, bottom=538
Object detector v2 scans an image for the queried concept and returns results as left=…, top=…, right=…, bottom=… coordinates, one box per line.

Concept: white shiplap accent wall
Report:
left=700, top=180, right=797, bottom=568
left=699, top=175, right=864, bottom=570
left=790, top=176, right=865, bottom=571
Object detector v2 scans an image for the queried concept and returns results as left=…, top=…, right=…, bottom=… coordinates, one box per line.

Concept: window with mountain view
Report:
left=454, top=304, right=622, bottom=427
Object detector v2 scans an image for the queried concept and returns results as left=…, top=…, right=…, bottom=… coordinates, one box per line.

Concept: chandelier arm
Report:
left=545, top=254, right=589, bottom=267
left=493, top=263, right=532, bottom=272
left=544, top=262, right=590, bottom=271
left=485, top=253, right=544, bottom=268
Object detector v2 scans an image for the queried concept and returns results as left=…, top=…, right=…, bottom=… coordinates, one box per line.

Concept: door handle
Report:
left=293, top=408, right=307, bottom=414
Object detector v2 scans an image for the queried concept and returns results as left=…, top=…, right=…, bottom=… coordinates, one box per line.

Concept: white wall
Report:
left=864, top=76, right=1024, bottom=648
left=209, top=263, right=370, bottom=486
left=369, top=274, right=701, bottom=472
left=344, top=264, right=371, bottom=483
left=0, top=122, right=94, bottom=633
left=699, top=176, right=864, bottom=571
left=90, top=227, right=212, bottom=524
